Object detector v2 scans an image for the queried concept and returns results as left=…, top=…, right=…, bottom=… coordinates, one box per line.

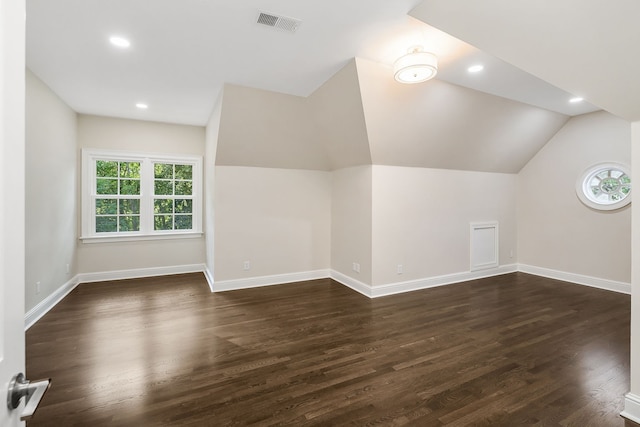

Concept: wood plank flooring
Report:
left=26, top=272, right=631, bottom=426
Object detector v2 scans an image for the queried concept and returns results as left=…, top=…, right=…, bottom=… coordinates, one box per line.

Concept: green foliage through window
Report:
left=153, top=162, right=194, bottom=231
left=85, top=151, right=200, bottom=237
left=95, top=160, right=141, bottom=233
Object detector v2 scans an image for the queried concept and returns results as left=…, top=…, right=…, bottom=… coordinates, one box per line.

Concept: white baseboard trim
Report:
left=518, top=264, right=631, bottom=295
left=330, top=270, right=372, bottom=297
left=25, top=264, right=207, bottom=330
left=25, top=276, right=80, bottom=330
left=329, top=265, right=518, bottom=299
left=26, top=262, right=630, bottom=330
left=369, top=264, right=518, bottom=298
left=77, top=263, right=206, bottom=284
left=213, top=269, right=330, bottom=292
left=622, top=393, right=640, bottom=424
left=203, top=267, right=215, bottom=292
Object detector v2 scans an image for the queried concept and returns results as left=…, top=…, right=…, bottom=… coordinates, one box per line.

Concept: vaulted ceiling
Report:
left=215, top=59, right=569, bottom=173
left=27, top=0, right=599, bottom=126
left=28, top=0, right=633, bottom=173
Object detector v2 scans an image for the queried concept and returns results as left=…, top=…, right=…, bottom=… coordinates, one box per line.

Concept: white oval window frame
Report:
left=576, top=162, right=632, bottom=211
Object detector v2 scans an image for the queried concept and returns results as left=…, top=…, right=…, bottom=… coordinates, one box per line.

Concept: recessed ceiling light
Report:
left=569, top=97, right=584, bottom=103
left=468, top=64, right=484, bottom=73
left=109, top=36, right=130, bottom=48
left=136, top=103, right=148, bottom=109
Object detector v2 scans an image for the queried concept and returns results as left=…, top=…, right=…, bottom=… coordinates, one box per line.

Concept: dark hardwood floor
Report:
left=26, top=272, right=630, bottom=426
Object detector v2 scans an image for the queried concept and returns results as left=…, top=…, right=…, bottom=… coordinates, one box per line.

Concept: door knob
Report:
left=6, top=372, right=51, bottom=420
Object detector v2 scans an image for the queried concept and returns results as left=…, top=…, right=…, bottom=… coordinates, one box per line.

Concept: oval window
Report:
left=576, top=162, right=631, bottom=210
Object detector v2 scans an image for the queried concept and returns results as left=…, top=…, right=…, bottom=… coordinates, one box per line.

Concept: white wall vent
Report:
left=257, top=12, right=301, bottom=33
left=470, top=222, right=499, bottom=271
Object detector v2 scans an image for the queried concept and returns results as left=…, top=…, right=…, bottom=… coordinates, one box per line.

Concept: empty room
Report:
left=2, top=0, right=640, bottom=426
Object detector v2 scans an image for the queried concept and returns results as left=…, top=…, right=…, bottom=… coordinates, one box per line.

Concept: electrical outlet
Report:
left=36, top=281, right=41, bottom=295
left=510, top=249, right=513, bottom=258
left=243, top=261, right=251, bottom=271
left=352, top=262, right=360, bottom=273
left=66, top=263, right=70, bottom=274
left=397, top=264, right=403, bottom=274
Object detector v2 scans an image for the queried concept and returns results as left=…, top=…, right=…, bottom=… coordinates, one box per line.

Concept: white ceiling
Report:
left=26, top=0, right=599, bottom=126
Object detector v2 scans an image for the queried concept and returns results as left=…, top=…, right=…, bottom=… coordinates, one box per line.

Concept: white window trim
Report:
left=81, top=149, right=203, bottom=242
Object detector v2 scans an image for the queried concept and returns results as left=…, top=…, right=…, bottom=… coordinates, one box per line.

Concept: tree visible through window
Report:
left=82, top=150, right=202, bottom=240
left=95, top=160, right=141, bottom=232
left=153, top=163, right=194, bottom=231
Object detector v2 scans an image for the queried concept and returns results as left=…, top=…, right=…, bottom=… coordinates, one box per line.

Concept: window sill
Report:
left=80, top=232, right=203, bottom=244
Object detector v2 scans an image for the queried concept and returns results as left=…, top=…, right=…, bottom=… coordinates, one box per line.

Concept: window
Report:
left=576, top=162, right=631, bottom=211
left=152, top=163, right=195, bottom=231
left=95, top=160, right=141, bottom=233
left=82, top=150, right=202, bottom=241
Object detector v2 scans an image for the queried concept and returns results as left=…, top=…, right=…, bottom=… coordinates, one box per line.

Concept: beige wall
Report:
left=25, top=70, right=78, bottom=312
left=213, top=163, right=518, bottom=288
left=77, top=114, right=205, bottom=155
left=372, top=165, right=517, bottom=286
left=518, top=111, right=631, bottom=283
left=331, top=166, right=373, bottom=284
left=216, top=61, right=373, bottom=172
left=308, top=59, right=371, bottom=169
left=214, top=166, right=331, bottom=281
left=216, top=84, right=330, bottom=170
left=77, top=115, right=206, bottom=274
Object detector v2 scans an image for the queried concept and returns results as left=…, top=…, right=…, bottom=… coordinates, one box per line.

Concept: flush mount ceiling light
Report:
left=569, top=97, right=584, bottom=103
left=109, top=36, right=130, bottom=48
left=135, top=103, right=148, bottom=109
left=393, top=46, right=438, bottom=84
left=468, top=64, right=484, bottom=73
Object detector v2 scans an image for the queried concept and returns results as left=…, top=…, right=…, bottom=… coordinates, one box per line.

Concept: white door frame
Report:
left=0, top=0, right=27, bottom=425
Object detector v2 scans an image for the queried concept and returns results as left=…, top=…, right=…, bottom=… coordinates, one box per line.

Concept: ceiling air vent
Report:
left=256, top=12, right=301, bottom=33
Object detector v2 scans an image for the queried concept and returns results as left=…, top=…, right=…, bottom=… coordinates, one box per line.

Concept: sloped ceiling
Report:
left=356, top=58, right=569, bottom=173
left=27, top=0, right=599, bottom=126
left=216, top=59, right=569, bottom=173
left=410, top=0, right=640, bottom=122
